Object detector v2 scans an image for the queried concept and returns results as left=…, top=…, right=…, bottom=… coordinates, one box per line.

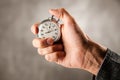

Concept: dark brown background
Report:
left=0, top=0, right=120, bottom=80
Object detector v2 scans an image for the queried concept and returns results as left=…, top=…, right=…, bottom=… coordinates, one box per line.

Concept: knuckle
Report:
left=38, top=48, right=48, bottom=55
left=48, top=46, right=55, bottom=52
left=39, top=39, right=48, bottom=48
left=53, top=52, right=58, bottom=58
left=53, top=52, right=59, bottom=61
left=48, top=44, right=62, bottom=52
left=56, top=44, right=63, bottom=51
left=42, top=49, right=49, bottom=55
left=58, top=44, right=63, bottom=49
left=39, top=41, right=43, bottom=48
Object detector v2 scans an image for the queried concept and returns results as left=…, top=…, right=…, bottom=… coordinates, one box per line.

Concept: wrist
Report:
left=83, top=40, right=107, bottom=75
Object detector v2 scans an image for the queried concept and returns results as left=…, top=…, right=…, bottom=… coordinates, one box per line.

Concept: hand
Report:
left=31, top=8, right=107, bottom=75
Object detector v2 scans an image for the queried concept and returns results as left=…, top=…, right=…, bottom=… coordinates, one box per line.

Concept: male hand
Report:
left=31, top=8, right=107, bottom=75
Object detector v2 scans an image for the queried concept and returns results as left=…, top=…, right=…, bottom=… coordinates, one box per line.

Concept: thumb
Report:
left=49, top=8, right=74, bottom=23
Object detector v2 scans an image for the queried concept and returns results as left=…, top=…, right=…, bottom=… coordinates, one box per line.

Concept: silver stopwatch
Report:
left=37, top=15, right=61, bottom=42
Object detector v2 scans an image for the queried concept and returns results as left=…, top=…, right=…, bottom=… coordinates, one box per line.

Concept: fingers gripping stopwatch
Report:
left=37, top=15, right=61, bottom=42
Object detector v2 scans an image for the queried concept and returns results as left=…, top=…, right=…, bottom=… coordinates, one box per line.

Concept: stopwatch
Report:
left=37, top=15, right=61, bottom=42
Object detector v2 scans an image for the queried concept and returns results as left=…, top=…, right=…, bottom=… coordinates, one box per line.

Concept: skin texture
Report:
left=31, top=8, right=107, bottom=75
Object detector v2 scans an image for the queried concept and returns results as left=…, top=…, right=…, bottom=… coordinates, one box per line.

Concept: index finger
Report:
left=31, top=22, right=40, bottom=35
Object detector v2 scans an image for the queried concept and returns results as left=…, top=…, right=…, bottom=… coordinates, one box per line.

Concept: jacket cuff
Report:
left=93, top=49, right=120, bottom=80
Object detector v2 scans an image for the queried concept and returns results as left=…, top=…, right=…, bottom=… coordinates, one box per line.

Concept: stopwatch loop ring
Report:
left=51, top=15, right=60, bottom=23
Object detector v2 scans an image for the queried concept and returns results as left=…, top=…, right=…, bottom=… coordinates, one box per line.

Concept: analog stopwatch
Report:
left=37, top=15, right=61, bottom=42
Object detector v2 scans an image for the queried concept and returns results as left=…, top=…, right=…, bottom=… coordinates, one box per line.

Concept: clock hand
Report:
left=49, top=26, right=51, bottom=29
left=45, top=31, right=51, bottom=34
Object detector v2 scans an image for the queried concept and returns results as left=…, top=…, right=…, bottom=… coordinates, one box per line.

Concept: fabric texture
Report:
left=93, top=49, right=120, bottom=80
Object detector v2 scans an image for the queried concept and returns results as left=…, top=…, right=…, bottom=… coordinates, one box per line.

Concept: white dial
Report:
left=37, top=19, right=61, bottom=42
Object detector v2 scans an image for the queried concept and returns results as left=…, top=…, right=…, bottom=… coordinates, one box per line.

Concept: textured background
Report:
left=0, top=0, right=120, bottom=80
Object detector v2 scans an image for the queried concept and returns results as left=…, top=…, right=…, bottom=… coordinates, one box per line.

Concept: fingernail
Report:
left=47, top=38, right=54, bottom=45
left=49, top=9, right=58, bottom=12
left=32, top=39, right=39, bottom=47
left=50, top=9, right=56, bottom=11
left=50, top=9, right=54, bottom=11
left=45, top=55, right=50, bottom=61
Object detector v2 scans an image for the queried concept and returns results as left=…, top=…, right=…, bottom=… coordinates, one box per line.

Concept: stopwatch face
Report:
left=37, top=19, right=61, bottom=42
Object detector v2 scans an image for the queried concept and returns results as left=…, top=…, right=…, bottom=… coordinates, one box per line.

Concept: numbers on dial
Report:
left=45, top=23, right=48, bottom=26
left=37, top=20, right=60, bottom=42
left=55, top=32, right=58, bottom=35
left=52, top=36, right=56, bottom=39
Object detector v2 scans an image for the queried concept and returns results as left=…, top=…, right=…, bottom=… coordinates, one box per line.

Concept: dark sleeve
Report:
left=93, top=49, right=120, bottom=80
